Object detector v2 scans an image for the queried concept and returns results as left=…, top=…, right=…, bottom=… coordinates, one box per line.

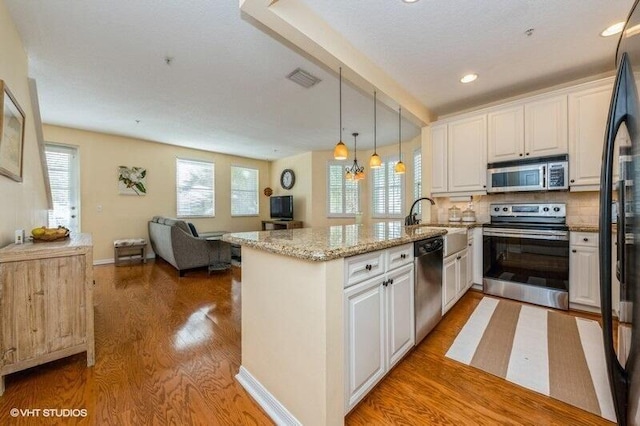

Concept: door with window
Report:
left=45, top=144, right=80, bottom=234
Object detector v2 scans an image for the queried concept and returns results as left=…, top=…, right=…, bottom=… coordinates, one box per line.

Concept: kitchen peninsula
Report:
left=223, top=222, right=446, bottom=426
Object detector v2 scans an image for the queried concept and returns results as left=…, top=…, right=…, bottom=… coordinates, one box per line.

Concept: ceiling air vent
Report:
left=286, top=68, right=321, bottom=88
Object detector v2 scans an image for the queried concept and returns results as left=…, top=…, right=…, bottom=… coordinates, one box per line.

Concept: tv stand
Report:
left=261, top=220, right=303, bottom=231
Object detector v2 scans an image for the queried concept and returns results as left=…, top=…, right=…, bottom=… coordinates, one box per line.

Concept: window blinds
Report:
left=176, top=158, right=215, bottom=217
left=231, top=166, right=259, bottom=216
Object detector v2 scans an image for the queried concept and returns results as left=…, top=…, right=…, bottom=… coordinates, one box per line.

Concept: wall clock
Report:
left=280, top=169, right=295, bottom=190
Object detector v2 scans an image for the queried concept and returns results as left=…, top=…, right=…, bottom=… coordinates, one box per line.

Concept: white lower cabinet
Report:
left=386, top=265, right=415, bottom=369
left=569, top=232, right=600, bottom=309
left=344, top=277, right=385, bottom=411
left=344, top=247, right=414, bottom=413
left=442, top=249, right=468, bottom=315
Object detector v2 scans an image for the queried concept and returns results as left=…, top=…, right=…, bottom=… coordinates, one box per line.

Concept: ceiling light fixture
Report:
left=346, top=132, right=365, bottom=181
left=333, top=67, right=348, bottom=160
left=402, top=0, right=420, bottom=3
left=370, top=91, right=382, bottom=169
left=460, top=73, right=478, bottom=84
left=394, top=107, right=406, bottom=174
left=601, top=22, right=625, bottom=37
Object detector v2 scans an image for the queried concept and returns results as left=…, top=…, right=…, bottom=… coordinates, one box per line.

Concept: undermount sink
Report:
left=443, top=228, right=468, bottom=257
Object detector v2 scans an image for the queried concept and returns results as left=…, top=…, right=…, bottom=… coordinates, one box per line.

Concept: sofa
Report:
left=148, top=216, right=231, bottom=276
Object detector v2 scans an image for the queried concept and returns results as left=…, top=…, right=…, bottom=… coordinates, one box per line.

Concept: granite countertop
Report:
left=222, top=222, right=449, bottom=262
left=568, top=224, right=599, bottom=232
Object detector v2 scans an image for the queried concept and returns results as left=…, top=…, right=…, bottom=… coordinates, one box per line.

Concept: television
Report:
left=270, top=195, right=294, bottom=220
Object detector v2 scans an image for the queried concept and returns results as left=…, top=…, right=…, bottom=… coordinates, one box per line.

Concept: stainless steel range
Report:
left=483, top=202, right=569, bottom=310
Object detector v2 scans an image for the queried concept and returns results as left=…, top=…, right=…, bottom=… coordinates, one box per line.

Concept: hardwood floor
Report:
left=0, top=261, right=613, bottom=425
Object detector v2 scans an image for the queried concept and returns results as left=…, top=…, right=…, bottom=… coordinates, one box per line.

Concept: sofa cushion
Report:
left=187, top=222, right=199, bottom=237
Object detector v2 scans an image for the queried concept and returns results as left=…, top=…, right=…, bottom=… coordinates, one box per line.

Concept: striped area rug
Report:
left=446, top=297, right=616, bottom=422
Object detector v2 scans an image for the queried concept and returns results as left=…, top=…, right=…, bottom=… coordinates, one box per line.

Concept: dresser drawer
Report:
left=570, top=232, right=598, bottom=247
left=386, top=243, right=413, bottom=271
left=344, top=250, right=385, bottom=288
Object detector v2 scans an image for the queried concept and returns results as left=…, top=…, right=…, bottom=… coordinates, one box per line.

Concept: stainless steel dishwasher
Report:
left=414, top=236, right=444, bottom=345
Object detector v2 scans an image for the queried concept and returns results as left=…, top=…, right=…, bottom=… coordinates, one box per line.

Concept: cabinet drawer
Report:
left=570, top=232, right=598, bottom=247
left=386, top=243, right=413, bottom=271
left=345, top=251, right=385, bottom=288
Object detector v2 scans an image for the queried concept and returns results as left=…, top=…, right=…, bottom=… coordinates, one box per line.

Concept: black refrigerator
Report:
left=601, top=1, right=640, bottom=425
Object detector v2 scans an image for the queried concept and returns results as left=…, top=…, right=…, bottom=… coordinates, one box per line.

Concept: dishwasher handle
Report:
left=414, top=237, right=444, bottom=257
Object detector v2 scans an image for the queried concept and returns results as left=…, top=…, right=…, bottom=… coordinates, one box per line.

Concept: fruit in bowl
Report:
left=31, top=226, right=70, bottom=241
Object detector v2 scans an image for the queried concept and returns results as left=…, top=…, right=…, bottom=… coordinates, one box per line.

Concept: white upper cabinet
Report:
left=568, top=83, right=612, bottom=190
left=487, top=105, right=524, bottom=162
left=430, top=123, right=448, bottom=194
left=448, top=114, right=487, bottom=193
left=524, top=94, right=568, bottom=158
left=431, top=115, right=486, bottom=196
left=487, top=94, right=568, bottom=163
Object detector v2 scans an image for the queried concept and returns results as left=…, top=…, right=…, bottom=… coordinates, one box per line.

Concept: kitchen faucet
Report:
left=405, top=197, right=436, bottom=226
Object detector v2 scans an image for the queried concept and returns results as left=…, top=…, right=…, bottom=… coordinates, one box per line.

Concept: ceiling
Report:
left=4, top=0, right=634, bottom=161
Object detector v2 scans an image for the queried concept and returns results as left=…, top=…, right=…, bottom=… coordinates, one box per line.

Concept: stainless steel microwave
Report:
left=486, top=155, right=569, bottom=193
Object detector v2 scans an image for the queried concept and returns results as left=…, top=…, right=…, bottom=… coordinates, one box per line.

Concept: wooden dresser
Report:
left=0, top=233, right=95, bottom=395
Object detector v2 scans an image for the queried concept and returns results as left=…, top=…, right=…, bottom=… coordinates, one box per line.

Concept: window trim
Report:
left=326, top=160, right=360, bottom=218
left=230, top=165, right=260, bottom=217
left=371, top=155, right=405, bottom=220
left=176, top=157, right=215, bottom=219
left=413, top=148, right=422, bottom=215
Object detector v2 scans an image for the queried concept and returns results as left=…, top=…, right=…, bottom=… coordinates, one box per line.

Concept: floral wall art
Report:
left=118, top=166, right=147, bottom=195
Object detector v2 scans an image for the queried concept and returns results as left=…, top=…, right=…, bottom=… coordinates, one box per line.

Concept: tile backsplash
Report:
left=433, top=191, right=600, bottom=225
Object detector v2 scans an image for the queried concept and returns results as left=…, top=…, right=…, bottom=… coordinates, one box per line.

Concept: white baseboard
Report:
left=93, top=254, right=155, bottom=266
left=236, top=366, right=301, bottom=426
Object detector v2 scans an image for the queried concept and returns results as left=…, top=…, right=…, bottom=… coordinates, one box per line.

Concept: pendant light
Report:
left=369, top=91, right=382, bottom=168
left=333, top=67, right=348, bottom=160
left=394, top=106, right=406, bottom=174
left=345, top=132, right=365, bottom=181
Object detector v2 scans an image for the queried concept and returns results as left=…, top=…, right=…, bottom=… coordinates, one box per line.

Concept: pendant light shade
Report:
left=333, top=67, right=348, bottom=160
left=369, top=91, right=382, bottom=169
left=395, top=106, right=406, bottom=174
left=346, top=132, right=365, bottom=181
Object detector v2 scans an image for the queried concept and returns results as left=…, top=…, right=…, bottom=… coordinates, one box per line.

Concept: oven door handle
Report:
left=483, top=229, right=569, bottom=241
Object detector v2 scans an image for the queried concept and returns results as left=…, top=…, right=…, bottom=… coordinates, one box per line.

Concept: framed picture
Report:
left=118, top=166, right=147, bottom=195
left=0, top=81, right=25, bottom=182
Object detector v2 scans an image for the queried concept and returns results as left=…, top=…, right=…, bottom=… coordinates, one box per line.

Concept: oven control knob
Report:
left=494, top=207, right=500, bottom=212
left=543, top=207, right=549, bottom=212
left=553, top=207, right=560, bottom=212
left=502, top=207, right=508, bottom=212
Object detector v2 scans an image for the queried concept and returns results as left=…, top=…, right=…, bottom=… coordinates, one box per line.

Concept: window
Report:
left=327, top=161, right=360, bottom=217
left=231, top=166, right=259, bottom=216
left=176, top=158, right=215, bottom=217
left=413, top=149, right=422, bottom=215
left=372, top=156, right=404, bottom=218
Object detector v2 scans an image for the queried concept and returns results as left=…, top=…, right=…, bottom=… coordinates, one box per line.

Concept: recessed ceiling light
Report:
left=601, top=22, right=625, bottom=37
left=402, top=0, right=420, bottom=3
left=460, top=74, right=478, bottom=84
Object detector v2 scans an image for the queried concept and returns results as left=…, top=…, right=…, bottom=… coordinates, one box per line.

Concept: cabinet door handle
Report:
left=519, top=153, right=523, bottom=157
left=572, top=249, right=577, bottom=253
left=457, top=256, right=461, bottom=260
left=400, top=254, right=407, bottom=259
left=570, top=179, right=575, bottom=183
left=365, top=264, right=372, bottom=271
left=34, top=290, right=44, bottom=296
left=382, top=279, right=389, bottom=287
left=388, top=278, right=394, bottom=285
left=583, top=237, right=589, bottom=242
left=526, top=152, right=530, bottom=156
